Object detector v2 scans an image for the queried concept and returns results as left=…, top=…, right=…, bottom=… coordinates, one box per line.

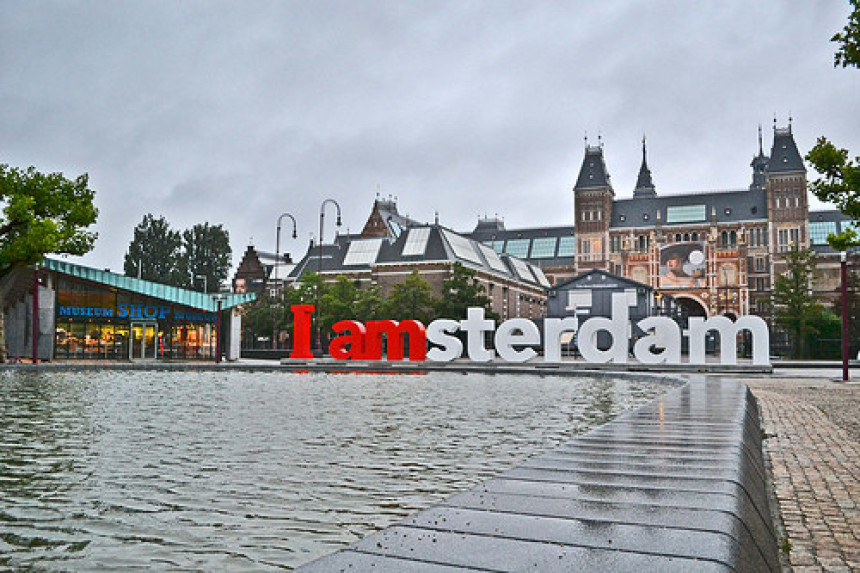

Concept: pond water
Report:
left=0, top=369, right=666, bottom=570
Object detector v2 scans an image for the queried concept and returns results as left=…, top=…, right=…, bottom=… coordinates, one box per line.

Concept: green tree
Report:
left=124, top=214, right=186, bottom=286
left=382, top=271, right=439, bottom=324
left=435, top=263, right=498, bottom=320
left=772, top=246, right=825, bottom=359
left=184, top=223, right=231, bottom=293
left=0, top=164, right=99, bottom=361
left=320, top=275, right=383, bottom=331
left=833, top=0, right=860, bottom=69
left=805, top=1, right=860, bottom=249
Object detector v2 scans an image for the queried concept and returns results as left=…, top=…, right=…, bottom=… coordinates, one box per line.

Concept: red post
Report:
left=215, top=297, right=223, bottom=364
left=841, top=252, right=849, bottom=382
left=32, top=269, right=39, bottom=364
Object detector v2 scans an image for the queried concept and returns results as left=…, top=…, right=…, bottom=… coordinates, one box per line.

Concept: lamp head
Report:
left=336, top=215, right=342, bottom=227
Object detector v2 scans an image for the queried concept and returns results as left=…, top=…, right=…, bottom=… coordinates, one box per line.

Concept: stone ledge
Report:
left=299, top=376, right=779, bottom=572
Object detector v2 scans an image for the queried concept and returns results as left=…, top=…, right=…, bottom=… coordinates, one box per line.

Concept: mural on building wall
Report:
left=659, top=242, right=706, bottom=288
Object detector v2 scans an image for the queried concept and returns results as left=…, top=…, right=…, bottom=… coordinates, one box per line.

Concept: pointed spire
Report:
left=633, top=135, right=656, bottom=197
left=750, top=124, right=769, bottom=190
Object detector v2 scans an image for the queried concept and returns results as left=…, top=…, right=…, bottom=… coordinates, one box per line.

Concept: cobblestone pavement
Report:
left=743, top=375, right=860, bottom=572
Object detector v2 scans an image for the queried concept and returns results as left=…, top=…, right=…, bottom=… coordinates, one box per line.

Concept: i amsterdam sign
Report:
left=289, top=292, right=770, bottom=366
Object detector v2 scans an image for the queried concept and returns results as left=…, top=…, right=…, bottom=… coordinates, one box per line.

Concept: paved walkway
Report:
left=743, top=375, right=860, bottom=572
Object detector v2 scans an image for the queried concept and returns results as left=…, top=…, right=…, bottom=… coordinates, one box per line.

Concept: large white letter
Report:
left=577, top=292, right=633, bottom=363
left=427, top=319, right=463, bottom=362
left=461, top=307, right=495, bottom=362
left=633, top=316, right=681, bottom=364
left=543, top=317, right=579, bottom=363
left=688, top=315, right=770, bottom=366
left=495, top=318, right=540, bottom=363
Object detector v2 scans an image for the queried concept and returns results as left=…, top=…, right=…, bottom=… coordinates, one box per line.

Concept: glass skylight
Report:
left=402, top=227, right=431, bottom=256
left=666, top=205, right=707, bottom=224
left=529, top=264, right=551, bottom=287
left=343, top=238, right=384, bottom=266
left=509, top=257, right=535, bottom=283
left=530, top=237, right=557, bottom=258
left=442, top=230, right=483, bottom=265
left=810, top=221, right=837, bottom=245
left=478, top=243, right=509, bottom=274
left=504, top=238, right=530, bottom=258
left=557, top=236, right=576, bottom=257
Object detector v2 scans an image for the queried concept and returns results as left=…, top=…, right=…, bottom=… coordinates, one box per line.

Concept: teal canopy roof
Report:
left=43, top=258, right=256, bottom=312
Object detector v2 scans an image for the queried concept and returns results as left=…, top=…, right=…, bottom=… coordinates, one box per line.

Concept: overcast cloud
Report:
left=2, top=1, right=858, bottom=276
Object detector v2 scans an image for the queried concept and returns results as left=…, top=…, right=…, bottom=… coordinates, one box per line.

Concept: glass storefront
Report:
left=53, top=277, right=218, bottom=361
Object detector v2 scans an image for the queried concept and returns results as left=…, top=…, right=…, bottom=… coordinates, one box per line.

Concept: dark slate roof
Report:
left=767, top=126, right=806, bottom=174
left=373, top=198, right=423, bottom=237
left=610, top=188, right=769, bottom=229
left=465, top=224, right=576, bottom=269
left=574, top=145, right=612, bottom=190
left=288, top=226, right=550, bottom=289
left=552, top=269, right=657, bottom=293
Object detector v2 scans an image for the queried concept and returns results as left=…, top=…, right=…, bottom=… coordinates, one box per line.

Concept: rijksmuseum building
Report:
left=239, top=121, right=854, bottom=328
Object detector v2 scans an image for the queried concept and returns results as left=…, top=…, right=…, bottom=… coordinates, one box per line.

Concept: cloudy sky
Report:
left=2, top=1, right=858, bottom=277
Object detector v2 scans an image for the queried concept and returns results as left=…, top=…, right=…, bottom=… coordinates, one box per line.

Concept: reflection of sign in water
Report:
left=659, top=242, right=706, bottom=288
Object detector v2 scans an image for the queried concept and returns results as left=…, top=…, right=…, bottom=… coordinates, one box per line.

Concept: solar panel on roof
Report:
left=442, top=230, right=483, bottom=265
left=509, top=257, right=535, bottom=283
left=343, top=238, right=383, bottom=266
left=529, top=264, right=551, bottom=288
left=478, top=243, right=509, bottom=273
left=402, top=227, right=431, bottom=256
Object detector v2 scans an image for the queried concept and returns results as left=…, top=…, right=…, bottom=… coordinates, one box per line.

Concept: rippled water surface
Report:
left=0, top=369, right=665, bottom=570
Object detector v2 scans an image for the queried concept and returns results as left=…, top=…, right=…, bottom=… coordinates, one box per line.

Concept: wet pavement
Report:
left=743, top=369, right=859, bottom=572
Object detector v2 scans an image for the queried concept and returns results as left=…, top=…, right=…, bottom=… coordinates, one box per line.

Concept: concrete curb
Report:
left=298, top=376, right=779, bottom=572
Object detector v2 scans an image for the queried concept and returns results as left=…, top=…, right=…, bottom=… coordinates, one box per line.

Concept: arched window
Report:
left=730, top=230, right=737, bottom=246
left=683, top=233, right=690, bottom=242
left=638, top=235, right=646, bottom=251
left=721, top=231, right=728, bottom=247
left=691, top=232, right=699, bottom=241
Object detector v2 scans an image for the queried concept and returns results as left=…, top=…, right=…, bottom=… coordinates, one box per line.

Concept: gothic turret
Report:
left=766, top=121, right=806, bottom=175
left=750, top=125, right=769, bottom=190
left=633, top=137, right=656, bottom=197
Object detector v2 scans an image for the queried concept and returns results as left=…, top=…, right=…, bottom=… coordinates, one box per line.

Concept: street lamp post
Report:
left=274, top=213, right=298, bottom=350
left=214, top=293, right=223, bottom=364
left=841, top=251, right=849, bottom=382
left=317, top=199, right=342, bottom=354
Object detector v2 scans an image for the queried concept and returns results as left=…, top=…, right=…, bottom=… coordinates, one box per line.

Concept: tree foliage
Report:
left=772, top=246, right=825, bottom=359
left=124, top=214, right=232, bottom=290
left=805, top=138, right=860, bottom=249
left=184, top=223, right=231, bottom=293
left=435, top=262, right=498, bottom=320
left=0, top=164, right=99, bottom=362
left=833, top=0, right=860, bottom=69
left=0, top=164, right=98, bottom=271
left=124, top=214, right=186, bottom=286
left=382, top=271, right=439, bottom=324
left=805, top=1, right=860, bottom=249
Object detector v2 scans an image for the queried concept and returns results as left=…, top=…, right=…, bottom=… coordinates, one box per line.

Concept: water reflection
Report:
left=0, top=370, right=663, bottom=570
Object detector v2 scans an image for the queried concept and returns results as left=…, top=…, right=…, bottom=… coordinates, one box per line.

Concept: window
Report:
left=504, top=238, right=530, bottom=258
left=557, top=236, right=576, bottom=257
left=778, top=227, right=800, bottom=252
left=809, top=221, right=837, bottom=246
left=343, top=238, right=384, bottom=266
left=530, top=237, right=557, bottom=259
left=402, top=227, right=431, bottom=256
left=755, top=257, right=765, bottom=273
left=666, top=205, right=707, bottom=223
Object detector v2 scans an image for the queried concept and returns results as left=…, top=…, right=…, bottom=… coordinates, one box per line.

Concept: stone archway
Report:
left=674, top=295, right=708, bottom=320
